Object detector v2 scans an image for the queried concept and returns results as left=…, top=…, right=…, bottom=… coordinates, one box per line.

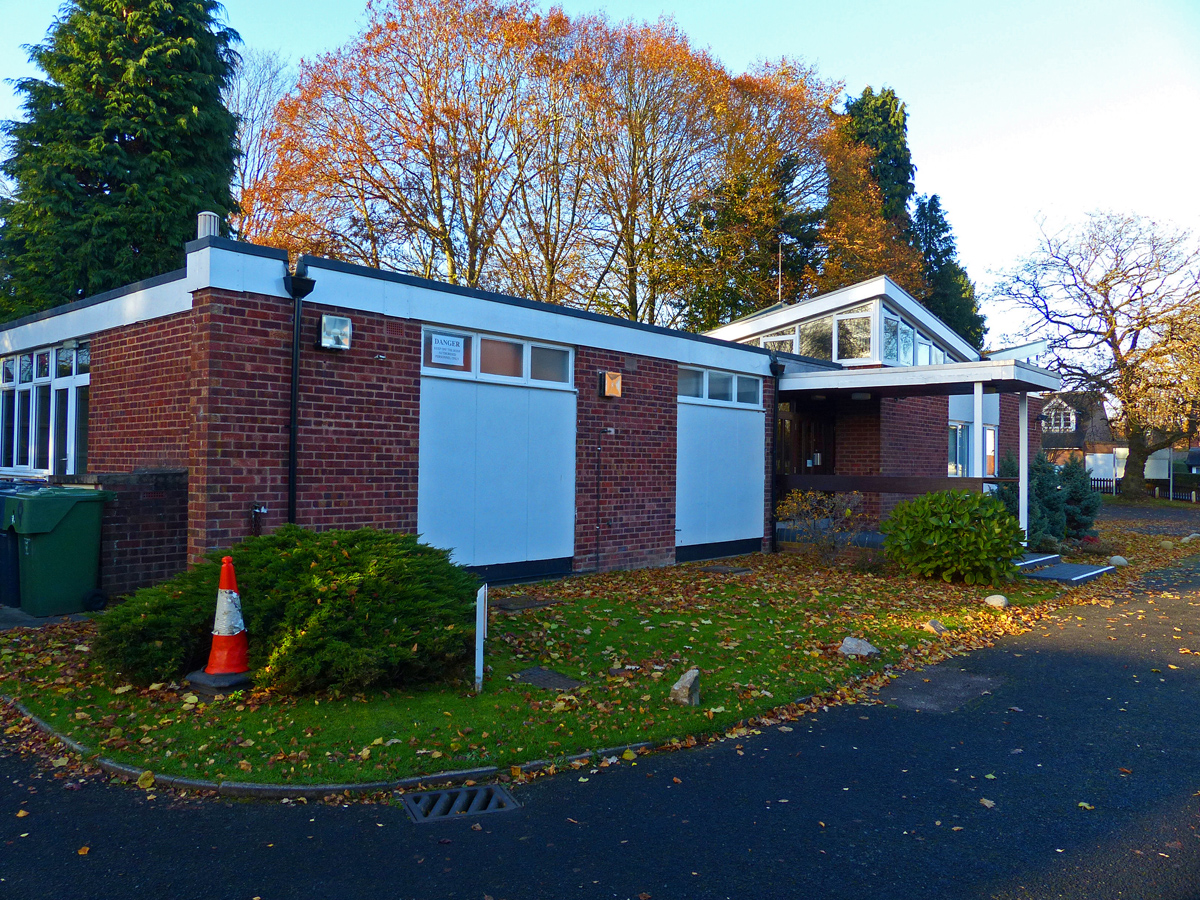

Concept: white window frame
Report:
left=677, top=366, right=763, bottom=409
left=0, top=342, right=91, bottom=477
left=948, top=422, right=971, bottom=477
left=833, top=305, right=873, bottom=363
left=420, top=326, right=574, bottom=392
left=1043, top=403, right=1076, bottom=434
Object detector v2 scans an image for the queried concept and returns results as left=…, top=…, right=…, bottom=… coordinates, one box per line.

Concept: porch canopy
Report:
left=775, top=357, right=1062, bottom=537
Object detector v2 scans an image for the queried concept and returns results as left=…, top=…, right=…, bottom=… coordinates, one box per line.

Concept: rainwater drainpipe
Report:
left=768, top=353, right=786, bottom=554
left=283, top=266, right=316, bottom=525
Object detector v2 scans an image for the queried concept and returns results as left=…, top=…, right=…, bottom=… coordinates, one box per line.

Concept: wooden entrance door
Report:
left=777, top=400, right=836, bottom=476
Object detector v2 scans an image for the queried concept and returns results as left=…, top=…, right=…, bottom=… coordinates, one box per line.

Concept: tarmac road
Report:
left=3, top=558, right=1200, bottom=900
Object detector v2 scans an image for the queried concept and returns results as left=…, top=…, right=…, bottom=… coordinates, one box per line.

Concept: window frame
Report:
left=833, top=305, right=873, bottom=363
left=948, top=422, right=971, bottom=477
left=420, top=326, right=574, bottom=391
left=677, top=366, right=763, bottom=410
left=0, top=342, right=90, bottom=477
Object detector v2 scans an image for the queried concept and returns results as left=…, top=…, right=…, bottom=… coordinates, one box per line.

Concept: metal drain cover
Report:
left=403, top=784, right=520, bottom=822
left=512, top=666, right=583, bottom=690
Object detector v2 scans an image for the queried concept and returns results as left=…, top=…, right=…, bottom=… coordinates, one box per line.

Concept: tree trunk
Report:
left=1121, top=435, right=1151, bottom=500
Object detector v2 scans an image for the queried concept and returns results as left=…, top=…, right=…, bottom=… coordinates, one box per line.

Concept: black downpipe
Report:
left=283, top=271, right=316, bottom=525
left=768, top=354, right=786, bottom=554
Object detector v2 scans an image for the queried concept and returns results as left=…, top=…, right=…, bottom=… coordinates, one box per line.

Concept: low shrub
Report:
left=776, top=489, right=868, bottom=563
left=881, top=490, right=1024, bottom=584
left=95, top=526, right=479, bottom=693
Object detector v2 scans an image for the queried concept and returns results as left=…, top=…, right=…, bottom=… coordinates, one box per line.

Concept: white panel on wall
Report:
left=676, top=403, right=765, bottom=547
left=418, top=377, right=575, bottom=567
left=948, top=392, right=1000, bottom=424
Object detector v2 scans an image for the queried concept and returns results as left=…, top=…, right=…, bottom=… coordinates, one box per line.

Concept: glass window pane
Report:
left=53, top=388, right=69, bottom=475
left=948, top=426, right=958, bottom=476
left=883, top=319, right=898, bottom=360
left=708, top=372, right=733, bottom=402
left=1, top=359, right=13, bottom=385
left=1, top=391, right=12, bottom=467
left=678, top=368, right=703, bottom=398
left=917, top=341, right=931, bottom=366
left=530, top=346, right=569, bottom=383
left=958, top=426, right=969, bottom=476
left=844, top=303, right=871, bottom=315
left=932, top=347, right=945, bottom=365
left=986, top=427, right=997, bottom=477
left=798, top=317, right=832, bottom=359
left=480, top=338, right=524, bottom=377
left=737, top=376, right=759, bottom=404
left=17, top=390, right=30, bottom=466
left=75, top=343, right=90, bottom=375
left=423, top=331, right=472, bottom=371
left=74, top=386, right=89, bottom=474
left=56, top=348, right=74, bottom=378
left=19, top=355, right=32, bottom=384
left=837, top=317, right=871, bottom=360
left=899, top=323, right=914, bottom=366
left=34, top=384, right=50, bottom=469
left=761, top=330, right=795, bottom=354
left=35, top=352, right=50, bottom=380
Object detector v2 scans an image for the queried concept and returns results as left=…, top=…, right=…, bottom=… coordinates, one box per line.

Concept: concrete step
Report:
left=1017, top=552, right=1062, bottom=569
left=1023, top=563, right=1115, bottom=585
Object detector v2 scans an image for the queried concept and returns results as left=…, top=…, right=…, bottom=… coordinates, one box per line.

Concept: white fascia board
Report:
left=708, top=275, right=981, bottom=363
left=0, top=276, right=191, bottom=355
left=705, top=277, right=890, bottom=342
left=984, top=339, right=1048, bottom=361
left=185, top=244, right=289, bottom=299
left=779, top=359, right=1060, bottom=394
left=303, top=259, right=776, bottom=376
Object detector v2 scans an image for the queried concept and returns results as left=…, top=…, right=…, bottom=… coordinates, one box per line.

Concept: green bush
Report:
left=95, top=526, right=479, bottom=693
left=881, top=490, right=1024, bottom=584
left=996, top=451, right=1068, bottom=550
left=1059, top=456, right=1101, bottom=538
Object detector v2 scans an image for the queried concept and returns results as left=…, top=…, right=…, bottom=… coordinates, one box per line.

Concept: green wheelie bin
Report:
left=8, top=488, right=113, bottom=617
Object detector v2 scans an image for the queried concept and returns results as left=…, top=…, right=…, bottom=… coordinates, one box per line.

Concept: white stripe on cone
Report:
left=212, top=588, right=245, bottom=635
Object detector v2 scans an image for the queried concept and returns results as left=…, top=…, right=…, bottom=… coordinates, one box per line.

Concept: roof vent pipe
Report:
left=197, top=210, right=221, bottom=239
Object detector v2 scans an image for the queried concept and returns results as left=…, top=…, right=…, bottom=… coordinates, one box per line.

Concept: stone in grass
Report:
left=1182, top=533, right=1200, bottom=544
left=670, top=668, right=701, bottom=706
left=1160, top=540, right=1175, bottom=550
left=838, top=637, right=879, bottom=658
left=984, top=595, right=1009, bottom=609
left=923, top=619, right=948, bottom=636
left=1109, top=556, right=1129, bottom=567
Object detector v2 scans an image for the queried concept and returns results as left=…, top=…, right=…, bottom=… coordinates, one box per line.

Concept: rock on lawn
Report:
left=984, top=595, right=1008, bottom=609
left=1109, top=556, right=1128, bottom=567
left=670, top=668, right=701, bottom=706
left=838, top=637, right=879, bottom=658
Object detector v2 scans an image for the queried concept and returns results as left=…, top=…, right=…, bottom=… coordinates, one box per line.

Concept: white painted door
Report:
left=676, top=403, right=765, bottom=547
left=418, top=377, right=576, bottom=567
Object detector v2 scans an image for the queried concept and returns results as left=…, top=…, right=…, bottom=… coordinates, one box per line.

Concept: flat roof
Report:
left=779, top=358, right=1060, bottom=397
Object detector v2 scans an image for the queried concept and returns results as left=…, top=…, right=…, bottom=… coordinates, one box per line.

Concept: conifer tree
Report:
left=0, top=0, right=239, bottom=319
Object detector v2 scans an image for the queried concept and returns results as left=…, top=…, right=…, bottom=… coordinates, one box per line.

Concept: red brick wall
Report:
left=573, top=350, right=676, bottom=573
left=184, top=288, right=421, bottom=564
left=835, top=398, right=882, bottom=520
left=880, top=395, right=949, bottom=517
left=90, top=311, right=195, bottom=471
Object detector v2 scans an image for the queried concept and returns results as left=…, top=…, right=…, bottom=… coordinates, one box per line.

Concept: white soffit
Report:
left=779, top=359, right=1060, bottom=395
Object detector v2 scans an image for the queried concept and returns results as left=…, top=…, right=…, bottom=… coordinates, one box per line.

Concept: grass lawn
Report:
left=1, top=526, right=1194, bottom=789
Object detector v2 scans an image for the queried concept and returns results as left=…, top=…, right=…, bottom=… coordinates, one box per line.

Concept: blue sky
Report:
left=2, top=0, right=1198, bottom=341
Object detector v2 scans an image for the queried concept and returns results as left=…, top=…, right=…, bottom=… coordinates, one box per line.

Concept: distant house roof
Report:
left=1041, top=392, right=1118, bottom=450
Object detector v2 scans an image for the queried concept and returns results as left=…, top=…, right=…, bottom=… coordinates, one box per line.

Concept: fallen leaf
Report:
left=1078, top=802, right=1094, bottom=810
left=148, top=683, right=165, bottom=691
left=51, top=757, right=69, bottom=767
left=778, top=726, right=793, bottom=733
left=16, top=809, right=29, bottom=818
left=672, top=777, right=681, bottom=784
left=359, top=748, right=371, bottom=760
left=979, top=798, right=995, bottom=809
left=136, top=771, right=155, bottom=790
left=430, top=750, right=443, bottom=759
left=470, top=823, right=482, bottom=831
left=371, top=737, right=383, bottom=745
left=181, top=693, right=199, bottom=704
left=113, top=686, right=133, bottom=695
left=984, top=773, right=996, bottom=780
left=639, top=894, right=652, bottom=900
left=77, top=846, right=89, bottom=856
left=622, top=749, right=637, bottom=761
left=952, top=826, right=964, bottom=831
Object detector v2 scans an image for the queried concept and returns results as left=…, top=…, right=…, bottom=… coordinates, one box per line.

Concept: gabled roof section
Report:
left=704, top=275, right=981, bottom=362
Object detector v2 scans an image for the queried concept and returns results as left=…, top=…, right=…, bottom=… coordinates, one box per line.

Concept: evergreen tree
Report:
left=997, top=450, right=1067, bottom=549
left=0, top=0, right=239, bottom=320
left=912, top=194, right=987, bottom=348
left=843, top=86, right=914, bottom=227
left=1059, top=455, right=1101, bottom=538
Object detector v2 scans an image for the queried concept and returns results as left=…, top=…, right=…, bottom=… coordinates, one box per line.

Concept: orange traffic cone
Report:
left=204, top=556, right=249, bottom=675
left=186, top=556, right=252, bottom=695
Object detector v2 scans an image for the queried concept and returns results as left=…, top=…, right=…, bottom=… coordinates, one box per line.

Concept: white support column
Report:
left=1019, top=392, right=1029, bottom=541
left=973, top=381, right=984, bottom=481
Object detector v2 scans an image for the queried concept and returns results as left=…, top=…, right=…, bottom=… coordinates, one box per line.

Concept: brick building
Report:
left=0, top=229, right=1056, bottom=598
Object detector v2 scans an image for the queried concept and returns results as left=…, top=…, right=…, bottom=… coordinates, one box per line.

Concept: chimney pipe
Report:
left=197, top=210, right=221, bottom=239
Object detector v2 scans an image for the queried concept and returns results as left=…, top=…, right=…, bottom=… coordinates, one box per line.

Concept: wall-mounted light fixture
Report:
left=599, top=371, right=622, bottom=398
left=850, top=392, right=872, bottom=401
left=319, top=314, right=352, bottom=350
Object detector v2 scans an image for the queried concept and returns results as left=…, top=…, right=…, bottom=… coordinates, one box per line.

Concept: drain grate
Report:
left=402, top=784, right=520, bottom=822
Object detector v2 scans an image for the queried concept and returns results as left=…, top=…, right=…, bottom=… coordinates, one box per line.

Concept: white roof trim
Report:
left=706, top=275, right=981, bottom=362
left=778, top=358, right=1060, bottom=395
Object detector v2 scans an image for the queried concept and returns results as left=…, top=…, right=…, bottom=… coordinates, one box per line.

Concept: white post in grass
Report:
left=1019, top=392, right=1029, bottom=544
left=973, top=381, right=985, bottom=485
left=475, top=583, right=488, bottom=694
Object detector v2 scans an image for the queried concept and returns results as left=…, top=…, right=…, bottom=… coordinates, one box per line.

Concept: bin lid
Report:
left=5, top=488, right=114, bottom=534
